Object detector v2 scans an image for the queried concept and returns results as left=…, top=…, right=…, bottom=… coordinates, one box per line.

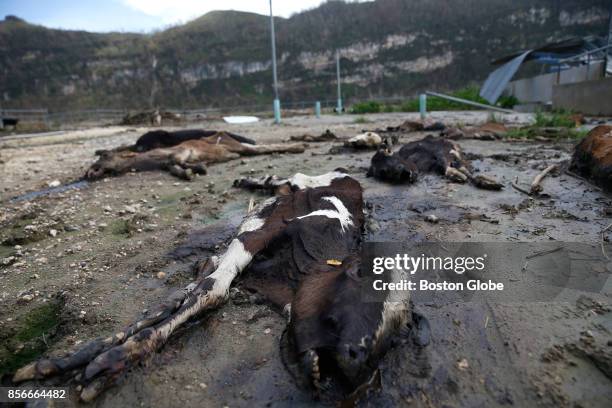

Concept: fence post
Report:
left=419, top=94, right=427, bottom=120
left=586, top=53, right=590, bottom=78
left=315, top=101, right=321, bottom=118
left=273, top=99, right=281, bottom=124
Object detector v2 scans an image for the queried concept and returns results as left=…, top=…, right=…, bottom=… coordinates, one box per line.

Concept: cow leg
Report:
left=233, top=175, right=289, bottom=194
left=444, top=166, right=468, bottom=183
left=14, top=198, right=287, bottom=401
left=234, top=142, right=306, bottom=156
left=182, top=162, right=208, bottom=175
left=13, top=261, right=218, bottom=385
left=445, top=166, right=503, bottom=190
left=469, top=174, right=503, bottom=190
left=168, top=164, right=194, bottom=180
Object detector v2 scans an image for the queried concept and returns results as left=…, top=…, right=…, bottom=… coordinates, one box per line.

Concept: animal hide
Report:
left=570, top=125, right=612, bottom=191
left=14, top=172, right=420, bottom=403
left=86, top=131, right=305, bottom=180
left=368, top=135, right=503, bottom=190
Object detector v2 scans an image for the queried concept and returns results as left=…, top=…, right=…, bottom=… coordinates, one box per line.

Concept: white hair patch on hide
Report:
left=238, top=197, right=277, bottom=235
left=288, top=171, right=348, bottom=189
left=238, top=217, right=265, bottom=234
left=297, top=196, right=353, bottom=231
left=210, top=239, right=253, bottom=297
left=374, top=268, right=410, bottom=346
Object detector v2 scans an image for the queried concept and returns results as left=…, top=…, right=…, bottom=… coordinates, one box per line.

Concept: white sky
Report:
left=1, top=0, right=371, bottom=32
left=122, top=0, right=330, bottom=23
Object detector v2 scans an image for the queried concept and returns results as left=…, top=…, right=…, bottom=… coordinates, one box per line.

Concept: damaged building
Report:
left=481, top=35, right=612, bottom=115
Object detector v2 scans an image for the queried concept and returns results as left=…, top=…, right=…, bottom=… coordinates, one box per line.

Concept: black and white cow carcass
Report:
left=367, top=135, right=503, bottom=190
left=87, top=130, right=305, bottom=180
left=14, top=171, right=427, bottom=403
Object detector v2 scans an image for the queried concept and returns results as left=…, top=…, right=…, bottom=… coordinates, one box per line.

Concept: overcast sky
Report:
left=0, top=0, right=334, bottom=32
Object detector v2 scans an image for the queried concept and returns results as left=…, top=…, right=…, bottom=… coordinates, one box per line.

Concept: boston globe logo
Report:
left=360, top=242, right=607, bottom=304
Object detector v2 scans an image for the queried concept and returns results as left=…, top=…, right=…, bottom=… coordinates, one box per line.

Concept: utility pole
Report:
left=269, top=0, right=281, bottom=123
left=336, top=51, right=342, bottom=113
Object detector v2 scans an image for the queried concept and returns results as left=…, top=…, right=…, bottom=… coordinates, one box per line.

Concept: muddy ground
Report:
left=0, top=112, right=611, bottom=407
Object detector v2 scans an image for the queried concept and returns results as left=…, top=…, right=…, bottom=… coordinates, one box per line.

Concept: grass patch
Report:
left=0, top=301, right=62, bottom=375
left=506, top=127, right=587, bottom=140
left=109, top=214, right=150, bottom=237
left=353, top=116, right=371, bottom=124
left=1, top=216, right=48, bottom=247
left=487, top=113, right=503, bottom=123
left=400, top=87, right=505, bottom=111
left=348, top=86, right=520, bottom=115
left=155, top=193, right=189, bottom=217
left=350, top=101, right=382, bottom=114
left=534, top=110, right=576, bottom=128
left=110, top=219, right=131, bottom=236
left=498, top=95, right=519, bottom=109
left=0, top=245, right=14, bottom=259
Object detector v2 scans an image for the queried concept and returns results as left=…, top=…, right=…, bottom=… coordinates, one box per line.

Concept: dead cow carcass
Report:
left=14, top=172, right=427, bottom=402
left=290, top=129, right=338, bottom=143
left=570, top=125, right=612, bottom=191
left=134, top=129, right=256, bottom=151
left=86, top=131, right=305, bottom=180
left=1, top=117, right=19, bottom=130
left=368, top=135, right=503, bottom=190
left=120, top=110, right=181, bottom=126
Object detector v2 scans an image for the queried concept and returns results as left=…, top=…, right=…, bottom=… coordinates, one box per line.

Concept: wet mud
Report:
left=0, top=112, right=610, bottom=407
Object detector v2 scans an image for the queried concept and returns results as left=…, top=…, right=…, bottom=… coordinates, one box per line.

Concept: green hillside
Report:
left=0, top=0, right=609, bottom=110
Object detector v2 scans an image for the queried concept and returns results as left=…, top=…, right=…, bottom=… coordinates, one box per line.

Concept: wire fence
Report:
left=0, top=99, right=342, bottom=127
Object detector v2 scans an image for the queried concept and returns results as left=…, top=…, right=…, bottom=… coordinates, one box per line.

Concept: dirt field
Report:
left=0, top=112, right=611, bottom=407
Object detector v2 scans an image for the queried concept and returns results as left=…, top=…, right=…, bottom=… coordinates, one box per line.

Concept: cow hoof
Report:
left=184, top=168, right=194, bottom=180
left=445, top=167, right=468, bottom=183
left=471, top=174, right=503, bottom=190
left=191, top=164, right=207, bottom=175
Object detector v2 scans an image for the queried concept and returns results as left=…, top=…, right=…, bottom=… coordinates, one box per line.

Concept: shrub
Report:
left=534, top=110, right=576, bottom=128
left=498, top=95, right=519, bottom=109
left=398, top=87, right=521, bottom=112
left=487, top=113, right=502, bottom=123
left=353, top=116, right=371, bottom=124
left=350, top=101, right=381, bottom=114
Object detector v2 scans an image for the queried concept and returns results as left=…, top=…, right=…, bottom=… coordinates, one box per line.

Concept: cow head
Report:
left=367, top=145, right=417, bottom=183
left=86, top=150, right=162, bottom=180
left=86, top=150, right=118, bottom=180
left=288, top=256, right=410, bottom=396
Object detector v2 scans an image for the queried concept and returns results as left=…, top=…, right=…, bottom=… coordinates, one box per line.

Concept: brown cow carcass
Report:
left=86, top=130, right=306, bottom=180
left=570, top=125, right=612, bottom=191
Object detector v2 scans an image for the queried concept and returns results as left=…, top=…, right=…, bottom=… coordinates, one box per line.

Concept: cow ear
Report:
left=275, top=184, right=292, bottom=196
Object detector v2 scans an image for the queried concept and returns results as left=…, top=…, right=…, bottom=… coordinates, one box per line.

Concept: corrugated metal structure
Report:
left=480, top=36, right=609, bottom=105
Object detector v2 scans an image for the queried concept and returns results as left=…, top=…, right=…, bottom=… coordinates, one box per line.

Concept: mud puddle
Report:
left=9, top=180, right=89, bottom=203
